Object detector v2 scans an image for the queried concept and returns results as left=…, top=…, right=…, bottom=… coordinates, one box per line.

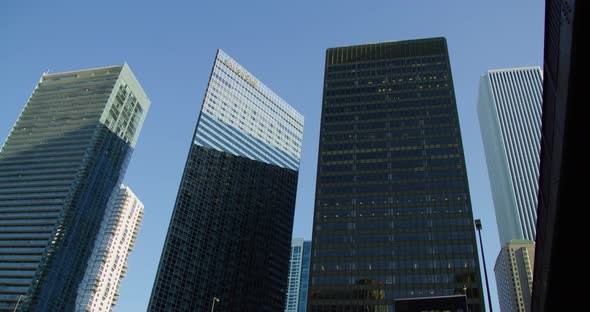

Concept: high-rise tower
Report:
left=494, top=240, right=534, bottom=312
left=285, top=239, right=311, bottom=312
left=478, top=67, right=543, bottom=244
left=148, top=50, right=304, bottom=312
left=75, top=185, right=144, bottom=312
left=308, top=38, right=485, bottom=312
left=0, top=65, right=149, bottom=311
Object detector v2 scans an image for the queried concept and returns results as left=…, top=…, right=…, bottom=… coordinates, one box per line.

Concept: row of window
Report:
left=325, top=90, right=451, bottom=106
left=319, top=180, right=465, bottom=195
left=321, top=158, right=462, bottom=173
left=311, top=272, right=477, bottom=286
left=317, top=205, right=469, bottom=219
left=320, top=169, right=464, bottom=184
left=317, top=193, right=468, bottom=205
left=322, top=148, right=460, bottom=160
left=322, top=127, right=458, bottom=143
left=315, top=217, right=471, bottom=230
left=323, top=107, right=453, bottom=123
left=325, top=81, right=450, bottom=97
left=324, top=97, right=451, bottom=114
left=313, top=231, right=473, bottom=244
left=326, top=65, right=449, bottom=80
left=326, top=75, right=448, bottom=89
left=313, top=258, right=476, bottom=272
left=314, top=243, right=474, bottom=257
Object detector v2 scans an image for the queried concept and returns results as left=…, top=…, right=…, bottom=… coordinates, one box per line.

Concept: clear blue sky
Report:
left=0, top=1, right=543, bottom=310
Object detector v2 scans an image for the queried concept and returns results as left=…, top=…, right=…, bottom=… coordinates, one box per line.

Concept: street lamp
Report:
left=475, top=219, right=493, bottom=312
left=13, top=295, right=26, bottom=312
left=210, top=297, right=220, bottom=312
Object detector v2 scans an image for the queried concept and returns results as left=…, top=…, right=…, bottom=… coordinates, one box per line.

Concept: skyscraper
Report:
left=0, top=65, right=149, bottom=311
left=76, top=185, right=144, bottom=312
left=285, top=239, right=311, bottom=312
left=477, top=67, right=543, bottom=245
left=148, top=50, right=304, bottom=311
left=494, top=240, right=535, bottom=312
left=308, top=38, right=485, bottom=312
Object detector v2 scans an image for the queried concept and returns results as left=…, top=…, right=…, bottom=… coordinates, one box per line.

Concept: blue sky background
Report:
left=0, top=1, right=543, bottom=310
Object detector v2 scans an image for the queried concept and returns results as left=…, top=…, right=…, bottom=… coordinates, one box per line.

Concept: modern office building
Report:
left=75, top=185, right=144, bottom=312
left=494, top=240, right=534, bottom=312
left=532, top=1, right=585, bottom=311
left=148, top=50, right=304, bottom=311
left=477, top=67, right=543, bottom=245
left=0, top=65, right=149, bottom=311
left=308, top=38, right=485, bottom=312
left=285, top=239, right=311, bottom=312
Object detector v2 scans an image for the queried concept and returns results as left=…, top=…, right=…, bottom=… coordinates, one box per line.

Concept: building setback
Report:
left=477, top=67, right=543, bottom=245
left=494, top=240, right=534, bottom=312
left=308, top=38, right=485, bottom=312
left=285, top=239, right=311, bottom=312
left=0, top=65, right=149, bottom=311
left=148, top=50, right=304, bottom=312
left=75, top=185, right=144, bottom=312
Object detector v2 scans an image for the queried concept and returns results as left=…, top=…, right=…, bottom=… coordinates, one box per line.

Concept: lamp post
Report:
left=475, top=219, right=493, bottom=312
left=13, top=295, right=26, bottom=312
left=210, top=297, right=220, bottom=312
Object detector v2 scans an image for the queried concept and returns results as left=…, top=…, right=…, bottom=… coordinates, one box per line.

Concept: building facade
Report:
left=477, top=67, right=543, bottom=245
left=0, top=65, right=149, bottom=311
left=308, top=38, right=484, bottom=312
left=299, top=241, right=311, bottom=312
left=532, top=1, right=585, bottom=310
left=75, top=185, right=144, bottom=312
left=148, top=50, right=304, bottom=312
left=285, top=239, right=311, bottom=312
left=494, top=240, right=534, bottom=312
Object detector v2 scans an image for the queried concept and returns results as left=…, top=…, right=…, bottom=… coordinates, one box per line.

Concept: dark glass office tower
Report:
left=0, top=65, right=150, bottom=311
left=148, top=50, right=304, bottom=312
left=308, top=38, right=485, bottom=312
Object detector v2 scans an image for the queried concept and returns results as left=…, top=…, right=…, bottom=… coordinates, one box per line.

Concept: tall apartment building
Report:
left=308, top=38, right=484, bottom=312
left=494, top=240, right=534, bottom=312
left=148, top=50, right=304, bottom=311
left=75, top=185, right=144, bottom=312
left=285, top=239, right=311, bottom=312
left=0, top=65, right=149, bottom=311
left=477, top=67, right=543, bottom=245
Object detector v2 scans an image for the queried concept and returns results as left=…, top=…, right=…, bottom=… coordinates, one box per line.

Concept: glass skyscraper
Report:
left=0, top=65, right=149, bottom=311
left=299, top=241, right=311, bottom=312
left=477, top=67, right=543, bottom=245
left=308, top=38, right=484, bottom=312
left=286, top=239, right=311, bottom=312
left=148, top=50, right=304, bottom=312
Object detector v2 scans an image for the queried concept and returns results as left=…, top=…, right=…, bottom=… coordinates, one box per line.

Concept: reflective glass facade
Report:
left=148, top=50, right=304, bottom=312
left=0, top=65, right=149, bottom=311
left=308, top=38, right=484, bottom=312
left=299, top=241, right=311, bottom=312
left=285, top=239, right=311, bottom=312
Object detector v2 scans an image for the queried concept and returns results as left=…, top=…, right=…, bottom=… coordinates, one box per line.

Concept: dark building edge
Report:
left=532, top=1, right=586, bottom=311
left=146, top=49, right=220, bottom=309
